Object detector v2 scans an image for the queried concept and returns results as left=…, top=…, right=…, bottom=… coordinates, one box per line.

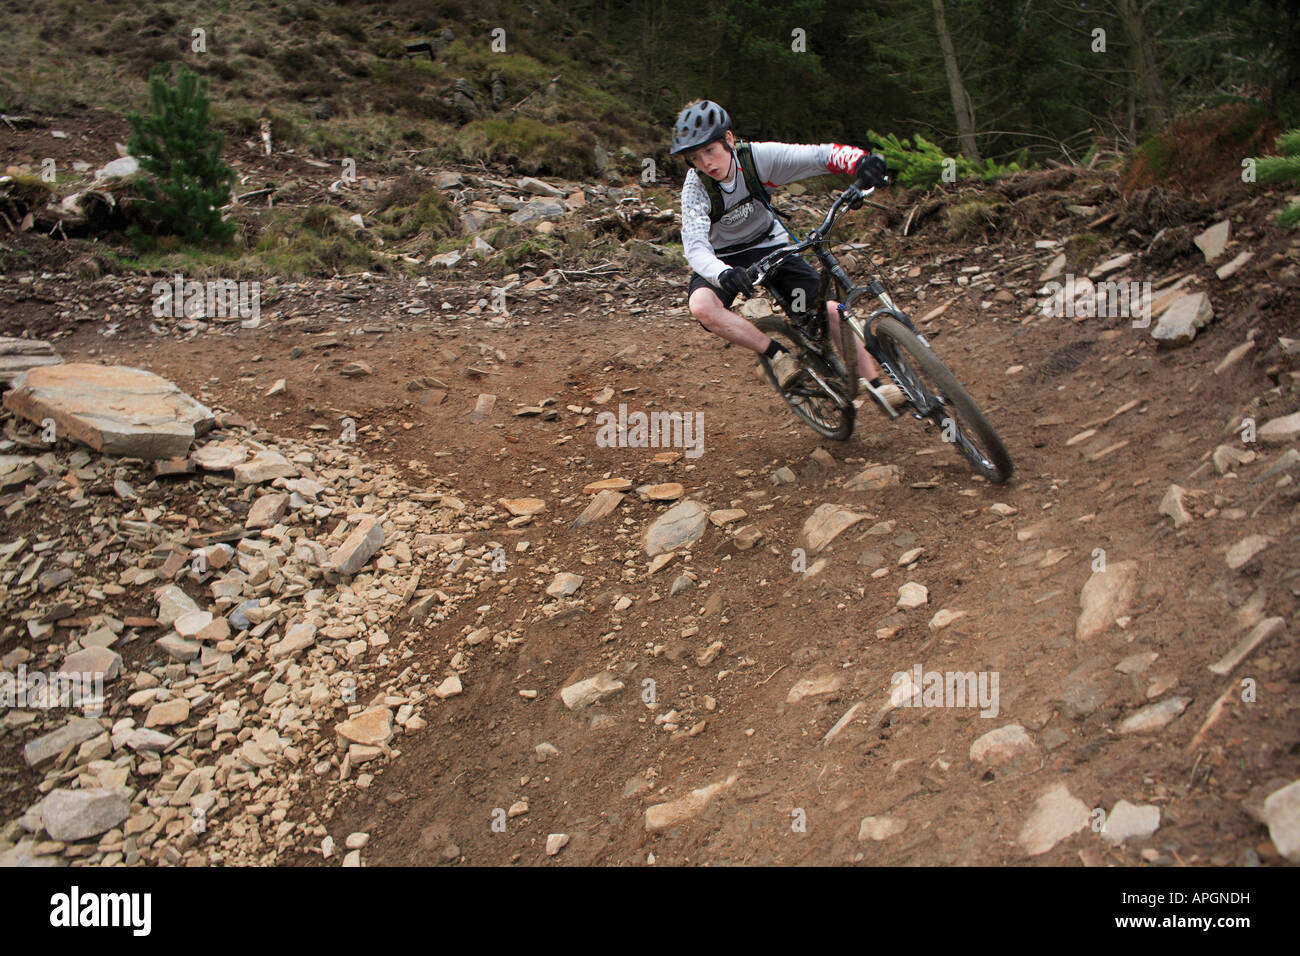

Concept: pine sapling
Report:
left=1257, top=129, right=1300, bottom=229
left=127, top=65, right=236, bottom=246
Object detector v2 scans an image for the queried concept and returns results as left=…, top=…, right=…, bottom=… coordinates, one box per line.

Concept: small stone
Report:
left=583, top=478, right=633, bottom=493
left=572, top=490, right=624, bottom=529
left=196, top=616, right=231, bottom=644
left=345, top=832, right=370, bottom=850
left=269, top=621, right=317, bottom=660
left=1075, top=560, right=1139, bottom=640
left=1225, top=535, right=1274, bottom=571
left=245, top=492, right=289, bottom=529
left=802, top=503, right=868, bottom=552
left=546, top=572, right=584, bottom=597
left=857, top=816, right=906, bottom=841
left=154, top=585, right=201, bottom=627
left=643, top=500, right=708, bottom=557
left=928, top=608, right=965, bottom=630
left=1263, top=780, right=1300, bottom=863
left=233, top=448, right=297, bottom=484
left=709, top=508, right=747, bottom=526
left=545, top=833, right=570, bottom=856
left=327, top=517, right=385, bottom=576
left=786, top=673, right=843, bottom=704
left=1192, top=219, right=1230, bottom=262
left=1152, top=292, right=1213, bottom=348
left=896, top=582, right=928, bottom=609
left=644, top=774, right=738, bottom=832
left=24, top=717, right=104, bottom=767
left=1159, top=484, right=1191, bottom=528
left=1018, top=783, right=1089, bottom=856
left=642, top=482, right=684, bottom=501
left=535, top=742, right=560, bottom=762
left=560, top=673, right=624, bottom=710
left=1208, top=617, right=1285, bottom=676
left=1213, top=339, right=1255, bottom=374
left=58, top=646, right=122, bottom=683
left=770, top=466, right=796, bottom=485
left=144, top=698, right=190, bottom=728
left=970, top=724, right=1037, bottom=768
left=1101, top=801, right=1161, bottom=844
left=1118, top=696, right=1190, bottom=735
left=334, top=707, right=393, bottom=747
left=1258, top=411, right=1300, bottom=445
left=190, top=442, right=247, bottom=471
left=1115, top=652, right=1158, bottom=675
left=844, top=464, right=899, bottom=491
left=434, top=674, right=463, bottom=699
left=41, top=788, right=131, bottom=842
left=173, top=610, right=213, bottom=639
left=154, top=633, right=200, bottom=662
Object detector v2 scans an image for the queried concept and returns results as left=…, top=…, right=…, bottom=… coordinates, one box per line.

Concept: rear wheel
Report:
left=755, top=316, right=856, bottom=441
left=872, top=316, right=1014, bottom=483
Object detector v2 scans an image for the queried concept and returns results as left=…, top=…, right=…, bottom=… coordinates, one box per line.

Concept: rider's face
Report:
left=686, top=132, right=736, bottom=181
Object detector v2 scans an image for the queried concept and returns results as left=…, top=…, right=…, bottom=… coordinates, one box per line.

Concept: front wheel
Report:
left=873, top=316, right=1014, bottom=483
left=755, top=316, right=856, bottom=441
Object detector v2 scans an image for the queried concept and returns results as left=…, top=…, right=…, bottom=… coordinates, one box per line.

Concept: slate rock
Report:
left=2, top=363, right=213, bottom=459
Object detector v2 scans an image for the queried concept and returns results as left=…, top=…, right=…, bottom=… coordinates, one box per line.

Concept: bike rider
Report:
left=672, top=99, right=903, bottom=409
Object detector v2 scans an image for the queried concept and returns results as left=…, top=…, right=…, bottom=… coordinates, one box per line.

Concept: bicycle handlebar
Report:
left=745, top=183, right=877, bottom=287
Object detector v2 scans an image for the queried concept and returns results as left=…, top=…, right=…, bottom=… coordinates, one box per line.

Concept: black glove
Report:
left=717, top=267, right=755, bottom=298
left=853, top=154, right=889, bottom=188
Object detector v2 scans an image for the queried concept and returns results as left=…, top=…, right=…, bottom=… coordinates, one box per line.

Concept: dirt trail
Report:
left=3, top=109, right=1297, bottom=867
left=21, top=228, right=1295, bottom=867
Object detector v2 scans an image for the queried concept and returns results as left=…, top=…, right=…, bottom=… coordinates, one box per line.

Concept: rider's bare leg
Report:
left=825, top=299, right=882, bottom=381
left=689, top=287, right=775, bottom=353
left=691, top=288, right=885, bottom=384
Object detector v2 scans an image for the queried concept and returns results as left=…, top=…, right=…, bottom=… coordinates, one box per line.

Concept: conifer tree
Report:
left=127, top=65, right=236, bottom=245
left=1258, top=130, right=1300, bottom=229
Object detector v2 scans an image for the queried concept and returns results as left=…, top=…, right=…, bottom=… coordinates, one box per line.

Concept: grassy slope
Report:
left=0, top=0, right=665, bottom=174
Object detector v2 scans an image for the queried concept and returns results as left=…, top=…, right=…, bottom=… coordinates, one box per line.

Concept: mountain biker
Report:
left=672, top=99, right=903, bottom=409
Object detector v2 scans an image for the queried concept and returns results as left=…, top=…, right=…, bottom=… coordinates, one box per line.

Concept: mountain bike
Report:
left=747, top=183, right=1014, bottom=484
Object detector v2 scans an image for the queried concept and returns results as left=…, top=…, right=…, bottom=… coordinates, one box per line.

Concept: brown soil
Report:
left=3, top=110, right=1298, bottom=868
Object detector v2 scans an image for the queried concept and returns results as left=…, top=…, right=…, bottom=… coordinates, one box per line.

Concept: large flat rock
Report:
left=3, top=363, right=213, bottom=459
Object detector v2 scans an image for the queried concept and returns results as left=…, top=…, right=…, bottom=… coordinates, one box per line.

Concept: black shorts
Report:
left=687, top=244, right=821, bottom=328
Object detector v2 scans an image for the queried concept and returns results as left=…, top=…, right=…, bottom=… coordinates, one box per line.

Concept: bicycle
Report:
left=746, top=181, right=1014, bottom=485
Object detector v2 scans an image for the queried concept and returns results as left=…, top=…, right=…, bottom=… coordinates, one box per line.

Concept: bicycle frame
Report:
left=747, top=184, right=941, bottom=416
